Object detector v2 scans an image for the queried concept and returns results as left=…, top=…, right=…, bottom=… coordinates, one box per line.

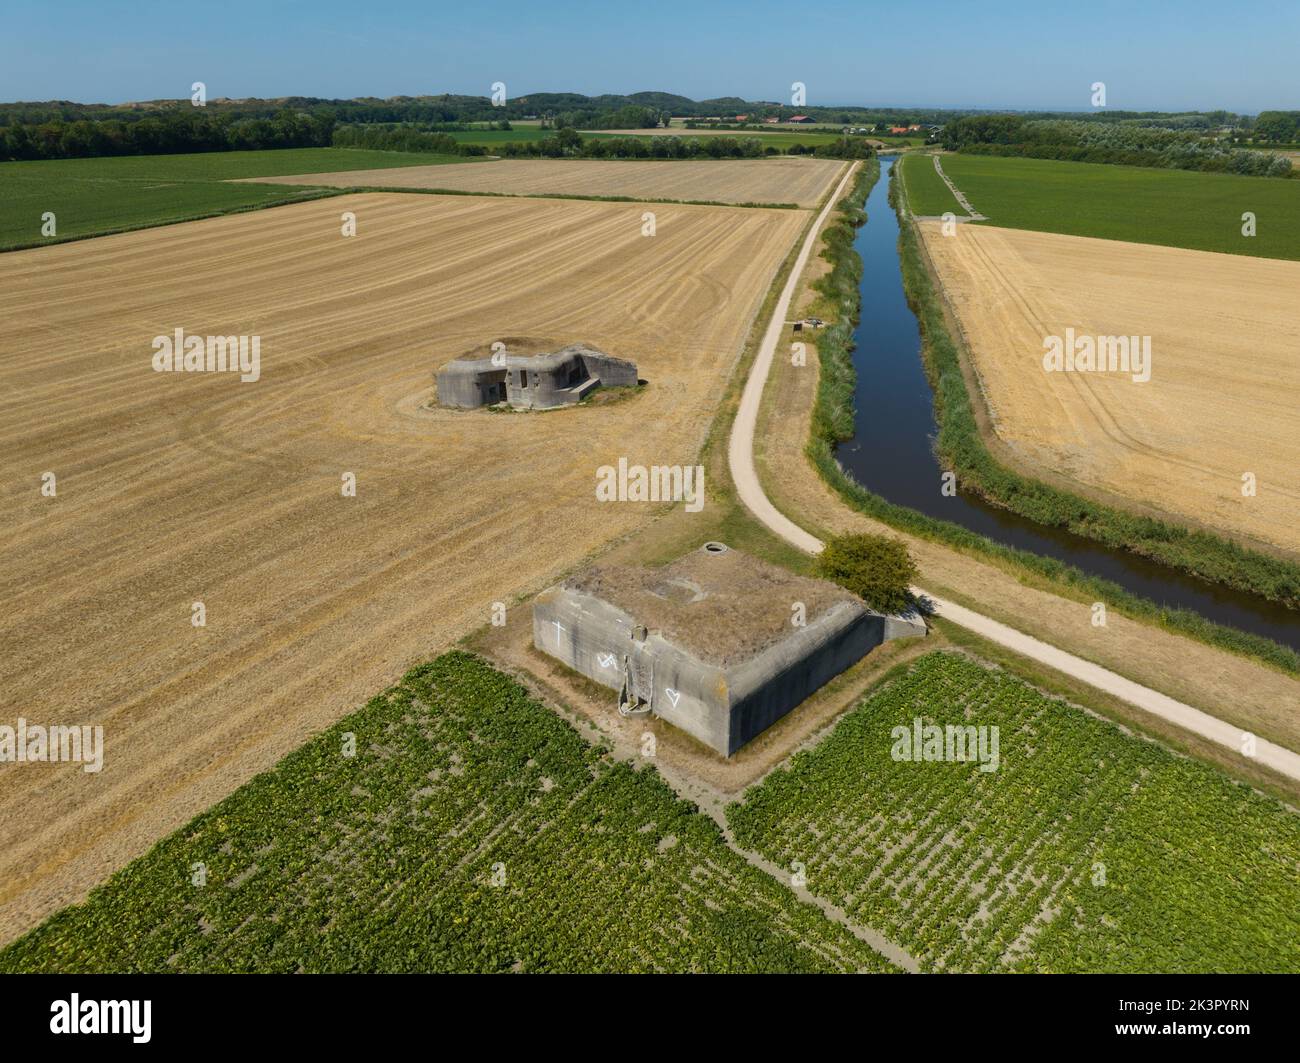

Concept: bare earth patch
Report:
left=240, top=157, right=847, bottom=208
left=919, top=221, right=1300, bottom=556
left=0, top=191, right=807, bottom=943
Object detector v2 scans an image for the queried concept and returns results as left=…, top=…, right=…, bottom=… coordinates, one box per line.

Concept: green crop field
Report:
left=939, top=153, right=1300, bottom=260
left=728, top=652, right=1300, bottom=974
left=899, top=153, right=965, bottom=215
left=0, top=652, right=895, bottom=974
left=0, top=147, right=469, bottom=250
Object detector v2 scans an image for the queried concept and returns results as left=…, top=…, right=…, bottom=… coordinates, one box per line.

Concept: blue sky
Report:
left=2, top=0, right=1296, bottom=112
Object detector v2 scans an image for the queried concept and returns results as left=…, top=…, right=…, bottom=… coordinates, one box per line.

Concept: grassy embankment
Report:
left=803, top=160, right=1299, bottom=673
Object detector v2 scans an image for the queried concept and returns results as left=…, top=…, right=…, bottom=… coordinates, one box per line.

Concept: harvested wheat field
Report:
left=0, top=191, right=807, bottom=943
left=920, top=221, right=1300, bottom=555
left=242, top=156, right=847, bottom=207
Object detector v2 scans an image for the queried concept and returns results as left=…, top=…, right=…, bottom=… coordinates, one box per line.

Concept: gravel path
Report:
left=727, top=163, right=1300, bottom=784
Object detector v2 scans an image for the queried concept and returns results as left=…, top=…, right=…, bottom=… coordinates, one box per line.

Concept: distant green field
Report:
left=0, top=147, right=469, bottom=250
left=940, top=154, right=1300, bottom=259
left=0, top=653, right=894, bottom=973
left=452, top=127, right=851, bottom=149
left=899, top=153, right=964, bottom=215
left=729, top=652, right=1300, bottom=973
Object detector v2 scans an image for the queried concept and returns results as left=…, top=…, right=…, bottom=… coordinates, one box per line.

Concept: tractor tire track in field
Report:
left=920, top=220, right=1300, bottom=554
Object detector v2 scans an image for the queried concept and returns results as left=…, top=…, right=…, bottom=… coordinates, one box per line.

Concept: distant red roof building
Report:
left=788, top=115, right=813, bottom=123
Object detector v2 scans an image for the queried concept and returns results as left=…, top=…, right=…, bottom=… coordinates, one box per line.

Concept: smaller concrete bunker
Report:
left=533, top=543, right=926, bottom=756
left=435, top=340, right=637, bottom=410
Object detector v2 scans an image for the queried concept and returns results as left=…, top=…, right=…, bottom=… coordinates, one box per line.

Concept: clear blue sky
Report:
left=2, top=0, right=1296, bottom=113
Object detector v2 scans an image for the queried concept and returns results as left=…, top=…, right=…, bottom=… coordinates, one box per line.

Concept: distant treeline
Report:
left=330, top=124, right=488, bottom=156
left=0, top=95, right=1278, bottom=133
left=0, top=108, right=334, bottom=161
left=1252, top=110, right=1300, bottom=142
left=941, top=115, right=1293, bottom=177
left=332, top=124, right=876, bottom=160
left=0, top=94, right=991, bottom=130
left=496, top=131, right=876, bottom=160
left=3, top=92, right=1292, bottom=165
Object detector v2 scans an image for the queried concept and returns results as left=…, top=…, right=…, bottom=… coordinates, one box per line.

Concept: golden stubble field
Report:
left=919, top=221, right=1300, bottom=555
left=0, top=191, right=808, bottom=942
left=243, top=156, right=847, bottom=207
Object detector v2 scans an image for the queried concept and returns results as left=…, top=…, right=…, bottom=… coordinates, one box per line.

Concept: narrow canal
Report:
left=834, top=156, right=1300, bottom=651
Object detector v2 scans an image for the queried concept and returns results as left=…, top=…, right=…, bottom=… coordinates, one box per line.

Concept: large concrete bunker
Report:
left=533, top=543, right=926, bottom=756
left=435, top=341, right=637, bottom=410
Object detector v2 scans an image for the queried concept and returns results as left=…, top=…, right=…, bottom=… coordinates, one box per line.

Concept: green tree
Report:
left=815, top=533, right=918, bottom=614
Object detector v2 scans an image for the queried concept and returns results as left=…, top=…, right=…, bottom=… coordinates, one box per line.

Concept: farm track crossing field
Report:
left=0, top=653, right=896, bottom=972
left=242, top=156, right=848, bottom=207
left=919, top=220, right=1300, bottom=555
left=0, top=147, right=472, bottom=250
left=0, top=190, right=807, bottom=944
left=940, top=154, right=1300, bottom=260
left=728, top=652, right=1300, bottom=973
left=899, top=153, right=964, bottom=215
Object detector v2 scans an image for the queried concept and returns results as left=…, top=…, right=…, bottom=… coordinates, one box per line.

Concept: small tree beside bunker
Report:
left=815, top=533, right=918, bottom=615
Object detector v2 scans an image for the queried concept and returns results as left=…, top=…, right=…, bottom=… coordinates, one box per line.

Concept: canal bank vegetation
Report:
left=891, top=172, right=1300, bottom=612
left=805, top=161, right=1300, bottom=675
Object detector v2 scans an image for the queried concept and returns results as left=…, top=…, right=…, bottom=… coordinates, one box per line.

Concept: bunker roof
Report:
left=440, top=340, right=617, bottom=374
left=563, top=543, right=864, bottom=665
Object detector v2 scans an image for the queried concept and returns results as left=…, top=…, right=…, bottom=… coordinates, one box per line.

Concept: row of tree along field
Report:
left=941, top=115, right=1294, bottom=177
left=332, top=123, right=878, bottom=160
left=0, top=108, right=336, bottom=161
left=0, top=93, right=1024, bottom=133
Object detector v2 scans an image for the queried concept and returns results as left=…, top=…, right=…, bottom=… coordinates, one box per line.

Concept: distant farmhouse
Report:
left=435, top=342, right=637, bottom=410
left=787, top=114, right=814, bottom=124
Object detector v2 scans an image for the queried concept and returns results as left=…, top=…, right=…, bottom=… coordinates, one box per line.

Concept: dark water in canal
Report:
left=833, top=156, right=1300, bottom=651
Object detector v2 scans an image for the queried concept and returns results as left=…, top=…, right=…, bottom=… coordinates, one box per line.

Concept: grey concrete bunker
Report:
left=435, top=340, right=637, bottom=410
left=533, top=543, right=926, bottom=756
